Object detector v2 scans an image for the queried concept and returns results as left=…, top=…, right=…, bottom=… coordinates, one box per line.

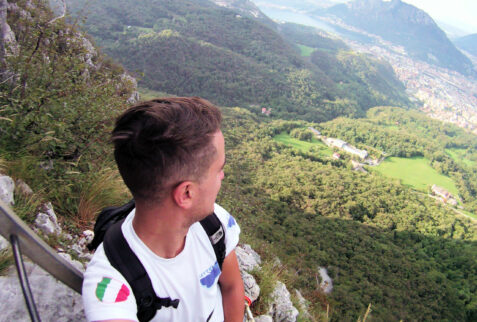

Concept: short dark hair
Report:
left=112, top=97, right=222, bottom=202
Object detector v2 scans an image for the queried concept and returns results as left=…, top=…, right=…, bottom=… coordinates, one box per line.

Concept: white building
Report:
left=343, top=145, right=368, bottom=159
left=325, top=138, right=347, bottom=149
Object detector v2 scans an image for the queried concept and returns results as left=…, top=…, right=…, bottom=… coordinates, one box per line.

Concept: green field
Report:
left=445, top=148, right=476, bottom=168
left=273, top=133, right=333, bottom=157
left=372, top=156, right=459, bottom=196
left=297, top=44, right=316, bottom=57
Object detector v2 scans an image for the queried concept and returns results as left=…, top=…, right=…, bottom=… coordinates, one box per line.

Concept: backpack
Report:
left=87, top=200, right=226, bottom=322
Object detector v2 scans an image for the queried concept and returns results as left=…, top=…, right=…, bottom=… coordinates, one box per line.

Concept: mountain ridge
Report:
left=314, top=0, right=475, bottom=76
left=454, top=33, right=477, bottom=57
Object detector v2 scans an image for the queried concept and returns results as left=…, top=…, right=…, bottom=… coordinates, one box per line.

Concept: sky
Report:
left=402, top=0, right=477, bottom=35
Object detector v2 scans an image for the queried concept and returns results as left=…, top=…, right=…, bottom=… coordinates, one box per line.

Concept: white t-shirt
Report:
left=82, top=203, right=240, bottom=321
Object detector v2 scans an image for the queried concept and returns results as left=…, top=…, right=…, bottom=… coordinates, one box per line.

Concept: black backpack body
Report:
left=88, top=200, right=226, bottom=322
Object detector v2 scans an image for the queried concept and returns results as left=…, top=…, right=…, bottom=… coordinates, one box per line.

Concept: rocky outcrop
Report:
left=15, top=179, right=33, bottom=196
left=295, top=290, right=312, bottom=320
left=268, top=281, right=299, bottom=321
left=0, top=0, right=17, bottom=66
left=255, top=315, right=273, bottom=322
left=236, top=243, right=261, bottom=271
left=120, top=73, right=140, bottom=104
left=235, top=244, right=300, bottom=321
left=34, top=202, right=62, bottom=236
left=318, top=266, right=333, bottom=294
left=0, top=175, right=14, bottom=206
left=0, top=261, right=85, bottom=321
left=0, top=234, right=8, bottom=250
left=0, top=174, right=87, bottom=321
left=236, top=244, right=261, bottom=302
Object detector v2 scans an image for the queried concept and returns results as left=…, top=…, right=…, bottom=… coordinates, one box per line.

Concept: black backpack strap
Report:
left=103, top=219, right=180, bottom=322
left=200, top=213, right=226, bottom=270
left=88, top=200, right=135, bottom=251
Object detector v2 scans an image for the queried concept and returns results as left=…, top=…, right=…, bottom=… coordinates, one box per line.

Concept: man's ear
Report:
left=172, top=181, right=195, bottom=209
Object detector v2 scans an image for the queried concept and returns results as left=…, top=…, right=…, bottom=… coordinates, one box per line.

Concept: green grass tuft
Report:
left=249, top=261, right=283, bottom=316
left=77, top=166, right=130, bottom=228
left=0, top=249, right=13, bottom=276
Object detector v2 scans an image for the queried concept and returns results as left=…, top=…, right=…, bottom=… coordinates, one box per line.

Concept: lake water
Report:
left=257, top=6, right=338, bottom=34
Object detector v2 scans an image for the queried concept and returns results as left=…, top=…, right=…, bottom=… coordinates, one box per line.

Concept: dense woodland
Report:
left=67, top=0, right=410, bottom=122
left=0, top=0, right=476, bottom=321
left=219, top=108, right=477, bottom=320
left=318, top=107, right=477, bottom=213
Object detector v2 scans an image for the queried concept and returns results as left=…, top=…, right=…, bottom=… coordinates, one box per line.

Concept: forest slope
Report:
left=67, top=0, right=410, bottom=121
left=219, top=107, right=477, bottom=321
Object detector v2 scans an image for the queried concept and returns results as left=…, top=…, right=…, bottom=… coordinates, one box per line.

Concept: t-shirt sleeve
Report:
left=213, top=203, right=240, bottom=257
left=82, top=244, right=138, bottom=322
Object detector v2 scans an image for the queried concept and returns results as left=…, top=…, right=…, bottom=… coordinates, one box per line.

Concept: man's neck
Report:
left=131, top=201, right=190, bottom=259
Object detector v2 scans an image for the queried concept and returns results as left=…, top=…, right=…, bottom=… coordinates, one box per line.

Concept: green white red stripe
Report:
left=96, top=277, right=130, bottom=303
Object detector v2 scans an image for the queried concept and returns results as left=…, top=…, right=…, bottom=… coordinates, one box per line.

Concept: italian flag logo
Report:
left=96, top=277, right=130, bottom=303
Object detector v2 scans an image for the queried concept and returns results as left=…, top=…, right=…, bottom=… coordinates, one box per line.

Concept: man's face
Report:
left=195, top=130, right=225, bottom=218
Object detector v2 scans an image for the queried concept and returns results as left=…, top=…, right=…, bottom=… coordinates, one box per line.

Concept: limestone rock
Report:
left=77, top=230, right=94, bottom=249
left=57, top=252, right=84, bottom=272
left=242, top=271, right=260, bottom=302
left=0, top=175, right=15, bottom=206
left=318, top=266, right=333, bottom=294
left=68, top=243, right=84, bottom=257
left=120, top=73, right=139, bottom=104
left=0, top=261, right=85, bottom=321
left=268, top=281, right=299, bottom=322
left=0, top=235, right=9, bottom=251
left=254, top=315, right=273, bottom=322
left=1, top=0, right=18, bottom=58
left=34, top=202, right=61, bottom=235
left=236, top=243, right=261, bottom=272
left=15, top=179, right=33, bottom=196
left=79, top=36, right=96, bottom=68
left=295, top=289, right=312, bottom=320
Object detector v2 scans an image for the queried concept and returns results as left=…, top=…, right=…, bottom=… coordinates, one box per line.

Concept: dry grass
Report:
left=357, top=304, right=372, bottom=322
left=0, top=249, right=13, bottom=276
left=0, top=157, right=6, bottom=174
left=13, top=188, right=44, bottom=224
left=77, top=167, right=130, bottom=228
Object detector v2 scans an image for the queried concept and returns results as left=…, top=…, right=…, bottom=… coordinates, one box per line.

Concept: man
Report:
left=82, top=97, right=244, bottom=321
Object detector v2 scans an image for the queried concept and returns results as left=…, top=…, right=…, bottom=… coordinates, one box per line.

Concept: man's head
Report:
left=112, top=97, right=222, bottom=205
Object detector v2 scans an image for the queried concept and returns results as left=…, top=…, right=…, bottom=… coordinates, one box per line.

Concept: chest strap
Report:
left=103, top=218, right=179, bottom=321
left=102, top=212, right=226, bottom=322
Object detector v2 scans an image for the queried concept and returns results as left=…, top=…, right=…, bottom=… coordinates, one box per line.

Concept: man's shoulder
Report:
left=213, top=203, right=237, bottom=229
left=213, top=203, right=240, bottom=257
left=82, top=244, right=138, bottom=321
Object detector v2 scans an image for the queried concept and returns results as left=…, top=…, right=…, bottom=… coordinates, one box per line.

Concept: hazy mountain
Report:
left=454, top=34, right=477, bottom=56
left=316, top=0, right=474, bottom=76
left=436, top=20, right=471, bottom=39
left=209, top=0, right=271, bottom=22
